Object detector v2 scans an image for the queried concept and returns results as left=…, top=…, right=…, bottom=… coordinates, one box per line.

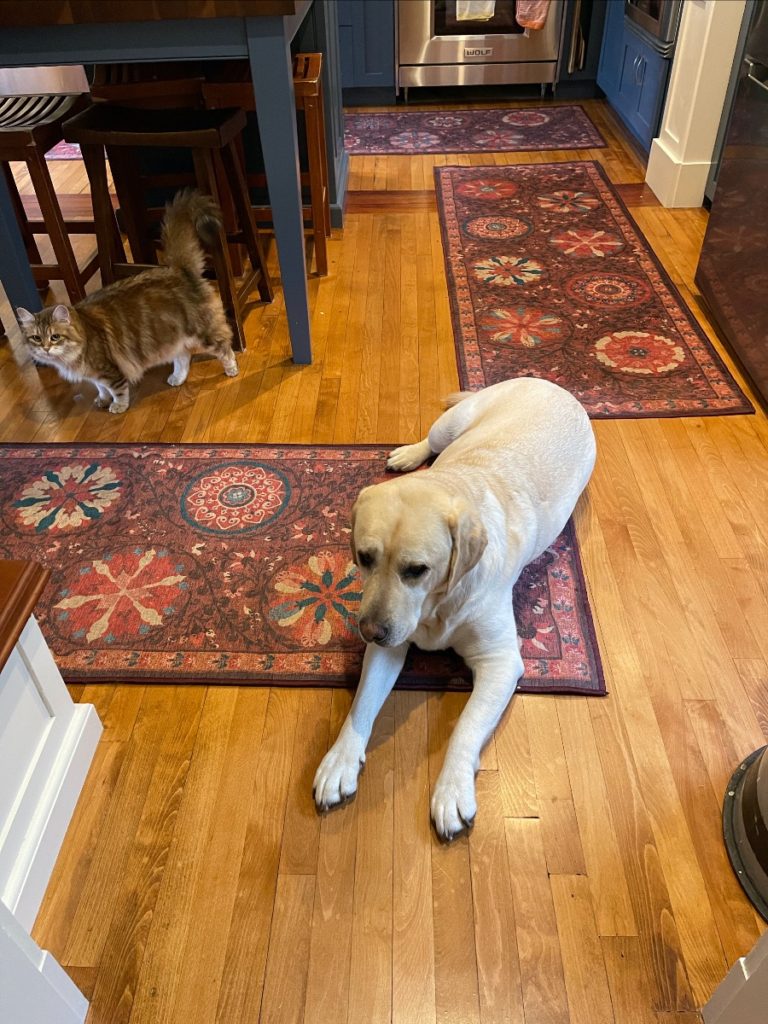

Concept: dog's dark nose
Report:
left=359, top=617, right=390, bottom=644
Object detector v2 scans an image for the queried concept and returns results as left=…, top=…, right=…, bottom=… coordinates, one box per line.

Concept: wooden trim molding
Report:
left=0, top=560, right=50, bottom=676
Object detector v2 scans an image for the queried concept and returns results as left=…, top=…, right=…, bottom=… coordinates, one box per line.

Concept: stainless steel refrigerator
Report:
left=695, top=1, right=768, bottom=405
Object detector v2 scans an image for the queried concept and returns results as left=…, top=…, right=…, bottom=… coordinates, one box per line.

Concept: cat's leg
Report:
left=167, top=353, right=191, bottom=387
left=206, top=330, right=238, bottom=378
left=217, top=346, right=239, bottom=378
left=99, top=376, right=130, bottom=414
left=205, top=335, right=238, bottom=378
left=93, top=382, right=112, bottom=409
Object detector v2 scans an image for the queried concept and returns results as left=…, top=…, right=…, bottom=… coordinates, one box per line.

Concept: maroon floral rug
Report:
left=0, top=443, right=604, bottom=695
left=435, top=161, right=753, bottom=417
left=344, top=106, right=605, bottom=154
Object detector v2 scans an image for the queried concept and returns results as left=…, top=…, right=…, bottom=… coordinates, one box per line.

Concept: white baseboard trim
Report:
left=3, top=704, right=102, bottom=932
left=645, top=136, right=712, bottom=209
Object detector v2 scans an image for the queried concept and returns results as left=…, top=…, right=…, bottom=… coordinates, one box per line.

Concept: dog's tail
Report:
left=160, top=189, right=221, bottom=280
left=441, top=391, right=474, bottom=409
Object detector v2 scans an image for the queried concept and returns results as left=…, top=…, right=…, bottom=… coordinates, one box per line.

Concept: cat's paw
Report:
left=167, top=372, right=187, bottom=387
left=223, top=361, right=239, bottom=378
left=108, top=401, right=129, bottom=415
left=94, top=394, right=111, bottom=409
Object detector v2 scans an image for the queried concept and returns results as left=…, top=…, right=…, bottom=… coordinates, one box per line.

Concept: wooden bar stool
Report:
left=62, top=103, right=273, bottom=351
left=0, top=93, right=99, bottom=303
left=202, top=53, right=332, bottom=276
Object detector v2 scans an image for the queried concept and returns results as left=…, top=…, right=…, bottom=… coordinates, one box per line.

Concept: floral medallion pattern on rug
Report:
left=344, top=106, right=606, bottom=155
left=435, top=161, right=753, bottom=417
left=0, top=444, right=604, bottom=694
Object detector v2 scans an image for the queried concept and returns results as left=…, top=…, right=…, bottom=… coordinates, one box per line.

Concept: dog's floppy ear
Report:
left=446, top=505, right=487, bottom=590
left=349, top=486, right=371, bottom=565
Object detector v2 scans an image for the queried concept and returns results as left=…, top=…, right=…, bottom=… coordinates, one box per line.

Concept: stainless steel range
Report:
left=397, top=0, right=564, bottom=97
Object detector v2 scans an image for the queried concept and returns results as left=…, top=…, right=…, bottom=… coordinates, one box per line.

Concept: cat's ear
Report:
left=16, top=307, right=35, bottom=324
left=51, top=304, right=71, bottom=324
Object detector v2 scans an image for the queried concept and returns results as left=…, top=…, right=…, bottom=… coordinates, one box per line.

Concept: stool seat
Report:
left=63, top=102, right=246, bottom=150
left=0, top=93, right=83, bottom=150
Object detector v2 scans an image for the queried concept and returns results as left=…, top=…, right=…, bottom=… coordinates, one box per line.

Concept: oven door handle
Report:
left=745, top=57, right=768, bottom=93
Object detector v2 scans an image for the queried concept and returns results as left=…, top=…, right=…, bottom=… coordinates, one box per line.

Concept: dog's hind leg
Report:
left=387, top=392, right=479, bottom=472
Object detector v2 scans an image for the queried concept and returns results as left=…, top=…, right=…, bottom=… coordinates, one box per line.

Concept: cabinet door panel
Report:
left=596, top=0, right=626, bottom=98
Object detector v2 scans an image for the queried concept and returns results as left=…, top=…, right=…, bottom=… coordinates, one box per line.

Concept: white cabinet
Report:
left=0, top=615, right=101, bottom=928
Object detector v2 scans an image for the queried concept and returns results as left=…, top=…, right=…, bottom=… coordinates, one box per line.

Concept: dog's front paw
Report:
left=431, top=767, right=477, bottom=841
left=313, top=741, right=365, bottom=810
left=387, top=439, right=431, bottom=473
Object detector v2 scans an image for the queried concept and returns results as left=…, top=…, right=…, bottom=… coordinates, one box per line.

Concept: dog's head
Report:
left=350, top=476, right=487, bottom=647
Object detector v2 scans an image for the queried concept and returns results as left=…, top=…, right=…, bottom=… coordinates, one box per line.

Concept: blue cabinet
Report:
left=597, top=1, right=671, bottom=152
left=338, top=0, right=395, bottom=90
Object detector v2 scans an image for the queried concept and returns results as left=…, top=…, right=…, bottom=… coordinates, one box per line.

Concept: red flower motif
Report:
left=565, top=272, right=652, bottom=309
left=549, top=228, right=624, bottom=257
left=501, top=111, right=550, bottom=127
left=181, top=462, right=289, bottom=534
left=463, top=215, right=532, bottom=240
left=455, top=178, right=519, bottom=200
left=593, top=331, right=686, bottom=375
left=53, top=548, right=188, bottom=643
left=477, top=305, right=572, bottom=351
left=470, top=128, right=524, bottom=149
left=537, top=190, right=601, bottom=213
left=267, top=550, right=361, bottom=647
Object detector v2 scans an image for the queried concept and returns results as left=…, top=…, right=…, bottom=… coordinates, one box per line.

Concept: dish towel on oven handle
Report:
left=456, top=0, right=497, bottom=21
left=516, top=0, right=551, bottom=30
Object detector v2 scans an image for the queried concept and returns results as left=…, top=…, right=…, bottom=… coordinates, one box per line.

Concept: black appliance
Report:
left=694, top=1, right=768, bottom=406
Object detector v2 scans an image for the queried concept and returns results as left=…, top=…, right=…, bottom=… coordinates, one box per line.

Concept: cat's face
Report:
left=17, top=304, right=82, bottom=364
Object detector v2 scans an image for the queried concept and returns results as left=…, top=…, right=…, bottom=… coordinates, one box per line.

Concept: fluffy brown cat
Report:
left=17, top=190, right=238, bottom=414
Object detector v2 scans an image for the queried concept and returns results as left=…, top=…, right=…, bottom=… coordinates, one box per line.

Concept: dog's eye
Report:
left=357, top=551, right=374, bottom=569
left=402, top=563, right=428, bottom=580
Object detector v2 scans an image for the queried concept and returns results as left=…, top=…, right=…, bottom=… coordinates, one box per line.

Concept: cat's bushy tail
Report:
left=160, top=189, right=222, bottom=280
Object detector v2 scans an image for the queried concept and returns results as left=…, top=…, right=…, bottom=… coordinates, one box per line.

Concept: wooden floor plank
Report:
left=504, top=817, right=570, bottom=1024
left=393, top=691, right=437, bottom=1024
left=468, top=771, right=525, bottom=1024
left=428, top=694, right=481, bottom=1024
left=550, top=874, right=615, bottom=1024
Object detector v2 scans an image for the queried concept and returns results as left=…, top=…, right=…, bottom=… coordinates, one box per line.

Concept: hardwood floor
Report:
left=3, top=97, right=766, bottom=1023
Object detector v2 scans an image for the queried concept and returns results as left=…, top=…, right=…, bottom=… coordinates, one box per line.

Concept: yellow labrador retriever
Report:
left=314, top=377, right=596, bottom=839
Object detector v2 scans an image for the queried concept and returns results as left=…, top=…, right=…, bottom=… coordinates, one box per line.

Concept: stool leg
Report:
left=302, top=96, right=328, bottom=276
left=316, top=84, right=332, bottom=237
left=1, top=162, right=48, bottom=289
left=106, top=146, right=156, bottom=265
left=80, top=143, right=125, bottom=286
left=220, top=141, right=273, bottom=301
left=25, top=148, right=87, bottom=303
left=214, top=148, right=244, bottom=278
left=192, top=148, right=246, bottom=352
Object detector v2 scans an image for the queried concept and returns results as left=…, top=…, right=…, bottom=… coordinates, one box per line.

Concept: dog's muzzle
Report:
left=358, top=617, right=391, bottom=645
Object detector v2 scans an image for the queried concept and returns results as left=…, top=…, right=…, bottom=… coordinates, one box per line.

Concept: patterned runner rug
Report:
left=46, top=140, right=82, bottom=160
left=435, top=160, right=753, bottom=417
left=344, top=106, right=606, bottom=154
left=1, top=444, right=605, bottom=695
